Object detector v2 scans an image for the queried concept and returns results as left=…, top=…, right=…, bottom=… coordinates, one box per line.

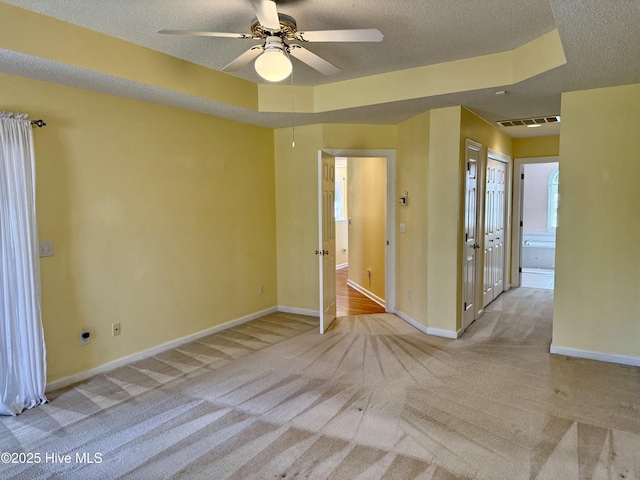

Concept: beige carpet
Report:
left=2, top=287, right=640, bottom=479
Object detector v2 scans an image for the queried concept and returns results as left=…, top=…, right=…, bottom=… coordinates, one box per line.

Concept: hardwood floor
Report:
left=336, top=266, right=386, bottom=316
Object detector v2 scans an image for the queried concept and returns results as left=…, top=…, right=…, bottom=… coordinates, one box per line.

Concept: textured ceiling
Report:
left=1, top=0, right=639, bottom=137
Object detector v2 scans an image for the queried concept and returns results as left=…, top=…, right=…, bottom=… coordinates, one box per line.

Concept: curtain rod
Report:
left=30, top=119, right=46, bottom=128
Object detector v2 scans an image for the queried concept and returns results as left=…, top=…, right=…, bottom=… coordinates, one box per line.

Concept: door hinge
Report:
left=519, top=267, right=522, bottom=273
left=520, top=221, right=523, bottom=227
left=521, top=173, right=525, bottom=180
left=387, top=240, right=389, bottom=246
left=465, top=233, right=468, bottom=242
left=464, top=302, right=467, bottom=310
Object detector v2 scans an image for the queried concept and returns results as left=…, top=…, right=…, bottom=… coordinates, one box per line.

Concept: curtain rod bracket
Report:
left=30, top=119, right=46, bottom=128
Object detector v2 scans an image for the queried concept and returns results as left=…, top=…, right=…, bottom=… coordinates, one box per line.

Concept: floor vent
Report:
left=497, top=116, right=561, bottom=127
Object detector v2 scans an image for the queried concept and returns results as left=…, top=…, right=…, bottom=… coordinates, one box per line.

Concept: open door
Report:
left=318, top=151, right=337, bottom=333
left=463, top=140, right=481, bottom=329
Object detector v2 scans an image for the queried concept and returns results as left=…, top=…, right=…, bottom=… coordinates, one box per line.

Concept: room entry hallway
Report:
left=336, top=266, right=386, bottom=317
left=2, top=287, right=639, bottom=479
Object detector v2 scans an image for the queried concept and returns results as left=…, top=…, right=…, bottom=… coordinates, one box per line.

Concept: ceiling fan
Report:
left=158, top=0, right=383, bottom=82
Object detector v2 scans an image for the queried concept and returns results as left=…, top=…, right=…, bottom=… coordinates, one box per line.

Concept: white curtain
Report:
left=0, top=112, right=47, bottom=416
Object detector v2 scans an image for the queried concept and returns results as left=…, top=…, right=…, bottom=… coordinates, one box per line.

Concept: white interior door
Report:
left=483, top=157, right=507, bottom=307
left=463, top=140, right=481, bottom=329
left=493, top=160, right=507, bottom=297
left=318, top=151, right=337, bottom=333
left=483, top=161, right=496, bottom=307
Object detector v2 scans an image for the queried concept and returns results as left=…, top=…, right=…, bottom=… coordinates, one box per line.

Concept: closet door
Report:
left=483, top=158, right=507, bottom=307
left=483, top=160, right=497, bottom=307
left=493, top=160, right=507, bottom=297
left=463, top=140, right=481, bottom=329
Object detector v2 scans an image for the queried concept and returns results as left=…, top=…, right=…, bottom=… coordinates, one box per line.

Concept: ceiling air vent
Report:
left=497, top=116, right=560, bottom=127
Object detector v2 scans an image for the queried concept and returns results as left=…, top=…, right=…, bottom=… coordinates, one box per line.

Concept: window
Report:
left=548, top=168, right=559, bottom=230
left=335, top=177, right=346, bottom=221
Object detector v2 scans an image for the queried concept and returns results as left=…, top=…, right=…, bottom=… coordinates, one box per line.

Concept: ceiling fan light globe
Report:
left=255, top=49, right=292, bottom=82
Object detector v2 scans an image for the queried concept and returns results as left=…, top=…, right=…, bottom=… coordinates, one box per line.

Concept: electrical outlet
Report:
left=259, top=285, right=264, bottom=295
left=112, top=322, right=121, bottom=336
left=408, top=289, right=412, bottom=299
left=80, top=328, right=90, bottom=346
left=366, top=268, right=372, bottom=277
left=39, top=240, right=54, bottom=257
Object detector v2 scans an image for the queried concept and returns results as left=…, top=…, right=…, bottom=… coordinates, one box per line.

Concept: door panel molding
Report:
left=318, top=151, right=337, bottom=333
left=483, top=150, right=511, bottom=307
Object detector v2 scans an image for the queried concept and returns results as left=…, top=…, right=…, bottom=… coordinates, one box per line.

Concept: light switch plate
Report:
left=400, top=224, right=406, bottom=233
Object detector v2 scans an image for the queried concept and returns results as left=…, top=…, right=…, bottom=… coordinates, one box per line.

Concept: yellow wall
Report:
left=513, top=136, right=560, bottom=158
left=0, top=2, right=257, bottom=110
left=0, top=71, right=276, bottom=384
left=411, top=107, right=513, bottom=334
left=274, top=124, right=395, bottom=312
left=426, top=107, right=464, bottom=332
left=461, top=108, right=512, bottom=159
left=313, top=31, right=565, bottom=113
left=347, top=157, right=387, bottom=300
left=274, top=125, right=324, bottom=312
left=553, top=83, right=640, bottom=359
left=335, top=221, right=349, bottom=267
left=395, top=111, right=430, bottom=324
left=322, top=124, right=396, bottom=150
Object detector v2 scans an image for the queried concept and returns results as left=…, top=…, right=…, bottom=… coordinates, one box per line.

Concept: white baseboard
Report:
left=394, top=310, right=461, bottom=338
left=277, top=306, right=320, bottom=317
left=426, top=327, right=462, bottom=339
left=336, top=263, right=348, bottom=270
left=46, top=306, right=278, bottom=392
left=347, top=280, right=385, bottom=307
left=550, top=345, right=640, bottom=367
left=395, top=310, right=428, bottom=334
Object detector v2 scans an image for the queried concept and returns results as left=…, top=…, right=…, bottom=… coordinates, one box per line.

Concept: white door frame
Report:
left=322, top=148, right=396, bottom=314
left=510, top=156, right=559, bottom=287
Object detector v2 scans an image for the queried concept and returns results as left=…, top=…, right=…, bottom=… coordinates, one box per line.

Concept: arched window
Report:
left=548, top=168, right=559, bottom=230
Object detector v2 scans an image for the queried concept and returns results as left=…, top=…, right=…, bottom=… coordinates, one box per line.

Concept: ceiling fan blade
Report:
left=296, top=29, right=383, bottom=43
left=222, top=46, right=264, bottom=72
left=248, top=0, right=281, bottom=30
left=158, top=29, right=253, bottom=39
left=289, top=45, right=340, bottom=76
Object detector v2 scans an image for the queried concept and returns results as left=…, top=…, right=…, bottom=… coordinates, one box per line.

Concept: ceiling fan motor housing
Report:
left=250, top=13, right=298, bottom=38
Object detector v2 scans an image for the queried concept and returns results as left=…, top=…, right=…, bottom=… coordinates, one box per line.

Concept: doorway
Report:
left=511, top=157, right=559, bottom=289
left=319, top=149, right=396, bottom=332
left=334, top=156, right=388, bottom=317
left=463, top=141, right=512, bottom=330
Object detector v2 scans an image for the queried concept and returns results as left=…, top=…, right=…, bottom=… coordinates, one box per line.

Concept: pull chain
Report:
left=291, top=63, right=295, bottom=148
